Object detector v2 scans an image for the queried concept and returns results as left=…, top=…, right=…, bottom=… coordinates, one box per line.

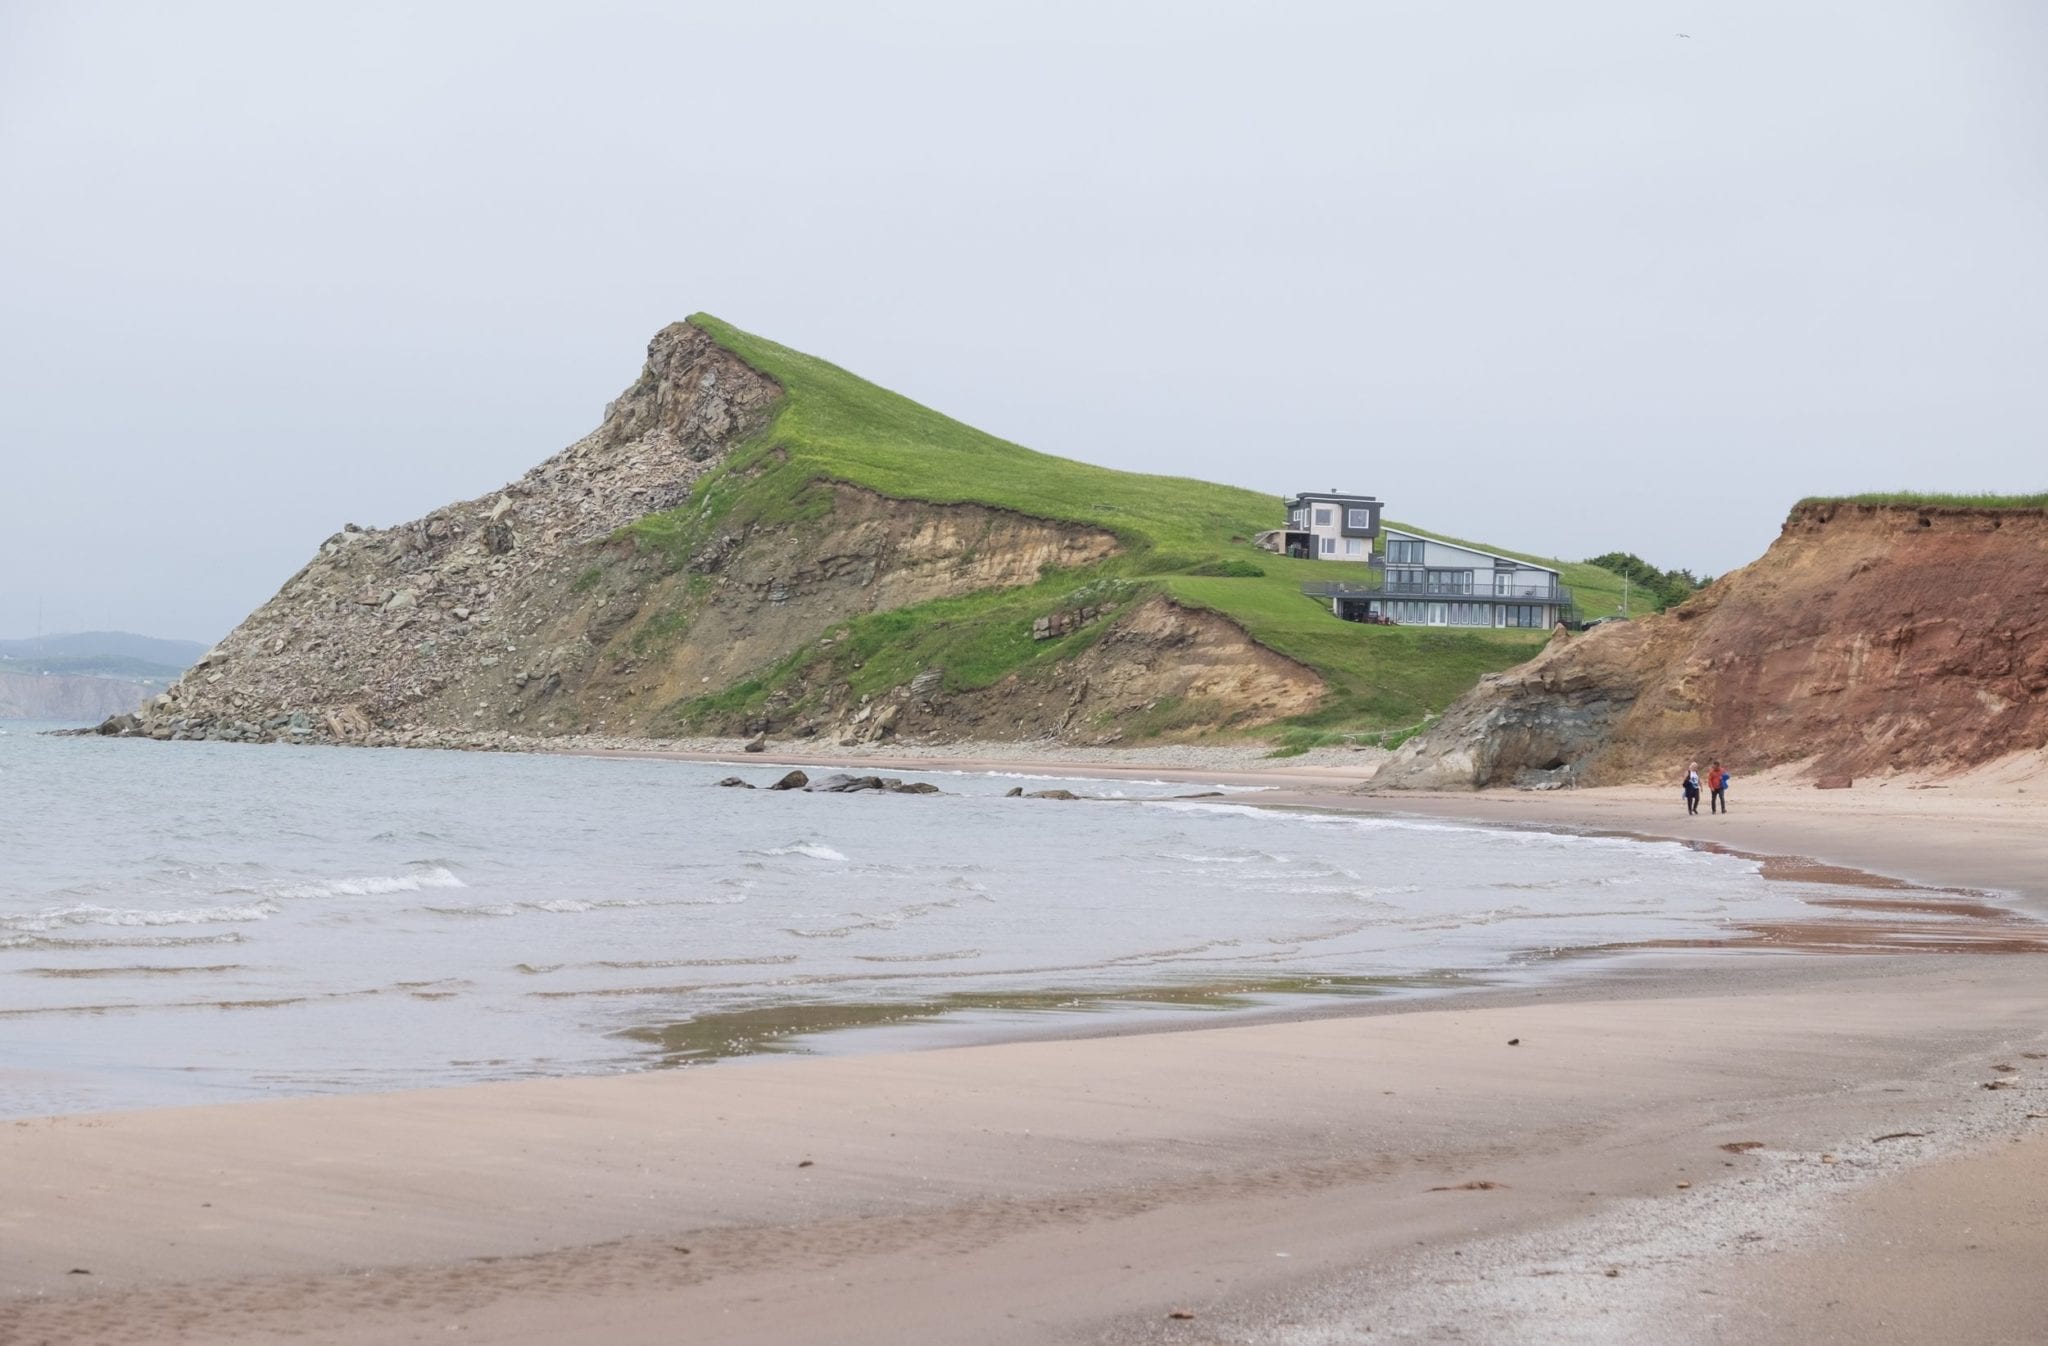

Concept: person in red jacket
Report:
left=1708, top=762, right=1730, bottom=814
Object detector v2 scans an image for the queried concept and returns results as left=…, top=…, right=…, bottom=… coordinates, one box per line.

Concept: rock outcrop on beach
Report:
left=1375, top=502, right=2048, bottom=788
left=128, top=320, right=1320, bottom=748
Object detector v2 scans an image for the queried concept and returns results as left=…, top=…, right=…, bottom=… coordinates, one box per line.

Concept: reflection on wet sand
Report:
left=620, top=848, right=2048, bottom=1066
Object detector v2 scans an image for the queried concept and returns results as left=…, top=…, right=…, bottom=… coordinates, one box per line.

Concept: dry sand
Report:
left=6, top=746, right=2048, bottom=1345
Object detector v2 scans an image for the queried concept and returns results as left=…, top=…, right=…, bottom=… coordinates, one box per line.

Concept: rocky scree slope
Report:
left=1374, top=502, right=2048, bottom=788
left=126, top=321, right=1320, bottom=747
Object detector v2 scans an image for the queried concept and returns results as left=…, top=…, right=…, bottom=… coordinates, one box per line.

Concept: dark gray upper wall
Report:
left=1288, top=495, right=1382, bottom=538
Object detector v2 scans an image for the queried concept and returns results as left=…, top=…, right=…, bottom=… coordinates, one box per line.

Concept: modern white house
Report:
left=1300, top=525, right=1572, bottom=629
left=1254, top=491, right=1382, bottom=561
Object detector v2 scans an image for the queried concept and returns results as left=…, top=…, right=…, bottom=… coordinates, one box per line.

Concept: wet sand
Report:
left=7, top=747, right=2048, bottom=1344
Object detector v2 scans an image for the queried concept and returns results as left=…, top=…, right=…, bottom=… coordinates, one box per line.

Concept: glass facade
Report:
left=1365, top=600, right=1556, bottom=627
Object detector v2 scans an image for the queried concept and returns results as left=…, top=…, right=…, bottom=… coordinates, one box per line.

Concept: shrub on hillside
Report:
left=1584, top=552, right=1710, bottom=612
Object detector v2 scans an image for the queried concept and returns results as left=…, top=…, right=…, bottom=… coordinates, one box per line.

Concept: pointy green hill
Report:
left=629, top=315, right=1657, bottom=743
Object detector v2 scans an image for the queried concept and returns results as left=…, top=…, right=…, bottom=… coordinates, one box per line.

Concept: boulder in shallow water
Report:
left=94, top=713, right=140, bottom=737
left=1024, top=789, right=1081, bottom=801
left=810, top=774, right=889, bottom=794
left=1004, top=786, right=1024, bottom=797
left=888, top=781, right=940, bottom=794
left=716, top=776, right=756, bottom=788
left=769, top=770, right=809, bottom=791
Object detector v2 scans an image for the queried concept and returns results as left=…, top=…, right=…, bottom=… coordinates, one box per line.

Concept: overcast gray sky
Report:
left=3, top=1, right=2043, bottom=643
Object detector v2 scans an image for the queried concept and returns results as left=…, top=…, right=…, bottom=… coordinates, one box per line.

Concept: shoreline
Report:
left=8, top=740, right=2048, bottom=1343
left=584, top=737, right=2048, bottom=906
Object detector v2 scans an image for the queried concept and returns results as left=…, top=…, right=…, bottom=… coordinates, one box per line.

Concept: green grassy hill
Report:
left=629, top=316, right=1659, bottom=744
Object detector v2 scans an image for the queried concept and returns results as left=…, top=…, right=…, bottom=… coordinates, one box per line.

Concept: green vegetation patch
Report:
left=669, top=573, right=1137, bottom=731
left=1583, top=552, right=1710, bottom=613
left=1265, top=716, right=1437, bottom=758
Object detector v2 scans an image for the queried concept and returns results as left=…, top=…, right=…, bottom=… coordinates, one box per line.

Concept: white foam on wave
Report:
left=274, top=866, right=466, bottom=899
left=0, top=901, right=279, bottom=934
left=1168, top=848, right=1293, bottom=865
left=761, top=842, right=849, bottom=862
left=1, top=930, right=249, bottom=952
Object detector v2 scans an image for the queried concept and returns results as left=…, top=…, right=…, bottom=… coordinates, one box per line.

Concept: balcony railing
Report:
left=1302, top=579, right=1573, bottom=604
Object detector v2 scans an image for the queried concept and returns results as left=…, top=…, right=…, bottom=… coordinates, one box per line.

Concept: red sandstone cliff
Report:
left=1375, top=502, right=2048, bottom=788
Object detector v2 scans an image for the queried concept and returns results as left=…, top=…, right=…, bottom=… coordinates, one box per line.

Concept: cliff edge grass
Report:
left=627, top=316, right=1653, bottom=740
left=1795, top=492, right=2048, bottom=512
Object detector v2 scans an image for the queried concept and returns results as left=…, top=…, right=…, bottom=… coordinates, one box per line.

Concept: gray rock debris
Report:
left=119, top=321, right=782, bottom=748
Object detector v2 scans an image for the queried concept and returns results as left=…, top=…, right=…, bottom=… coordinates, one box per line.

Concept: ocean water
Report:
left=2, top=721, right=1864, bottom=1116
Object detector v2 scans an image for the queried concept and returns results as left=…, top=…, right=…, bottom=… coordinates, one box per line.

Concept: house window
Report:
left=1321, top=536, right=1336, bottom=554
left=1314, top=508, right=1332, bottom=526
left=1424, top=569, right=1473, bottom=594
left=1387, top=539, right=1424, bottom=565
left=1498, top=573, right=1552, bottom=598
left=1347, top=508, right=1373, bottom=528
left=1344, top=537, right=1362, bottom=555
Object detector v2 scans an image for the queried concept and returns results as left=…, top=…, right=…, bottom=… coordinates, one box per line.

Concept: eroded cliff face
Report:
left=130, top=322, right=1307, bottom=748
left=1375, top=503, right=2048, bottom=788
left=134, top=321, right=784, bottom=743
left=569, top=482, right=1121, bottom=736
left=732, top=594, right=1326, bottom=747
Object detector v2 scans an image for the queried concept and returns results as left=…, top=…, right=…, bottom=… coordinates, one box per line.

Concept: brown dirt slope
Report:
left=125, top=321, right=1314, bottom=748
left=1374, top=501, right=2048, bottom=788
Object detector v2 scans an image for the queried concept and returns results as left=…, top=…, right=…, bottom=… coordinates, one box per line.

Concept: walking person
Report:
left=1683, top=762, right=1701, bottom=816
left=1709, top=762, right=1730, bottom=814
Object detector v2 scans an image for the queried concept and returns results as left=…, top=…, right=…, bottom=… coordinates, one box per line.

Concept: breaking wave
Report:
left=0, top=901, right=279, bottom=934
left=757, top=842, right=849, bottom=862
left=272, top=866, right=466, bottom=899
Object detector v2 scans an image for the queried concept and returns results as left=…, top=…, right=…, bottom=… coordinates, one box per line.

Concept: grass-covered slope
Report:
left=629, top=315, right=1657, bottom=740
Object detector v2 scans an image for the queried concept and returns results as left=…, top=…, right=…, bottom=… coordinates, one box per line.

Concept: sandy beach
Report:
left=7, top=746, right=2048, bottom=1345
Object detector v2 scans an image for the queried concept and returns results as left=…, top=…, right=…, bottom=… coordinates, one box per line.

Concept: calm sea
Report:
left=2, top=721, right=1867, bottom=1116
